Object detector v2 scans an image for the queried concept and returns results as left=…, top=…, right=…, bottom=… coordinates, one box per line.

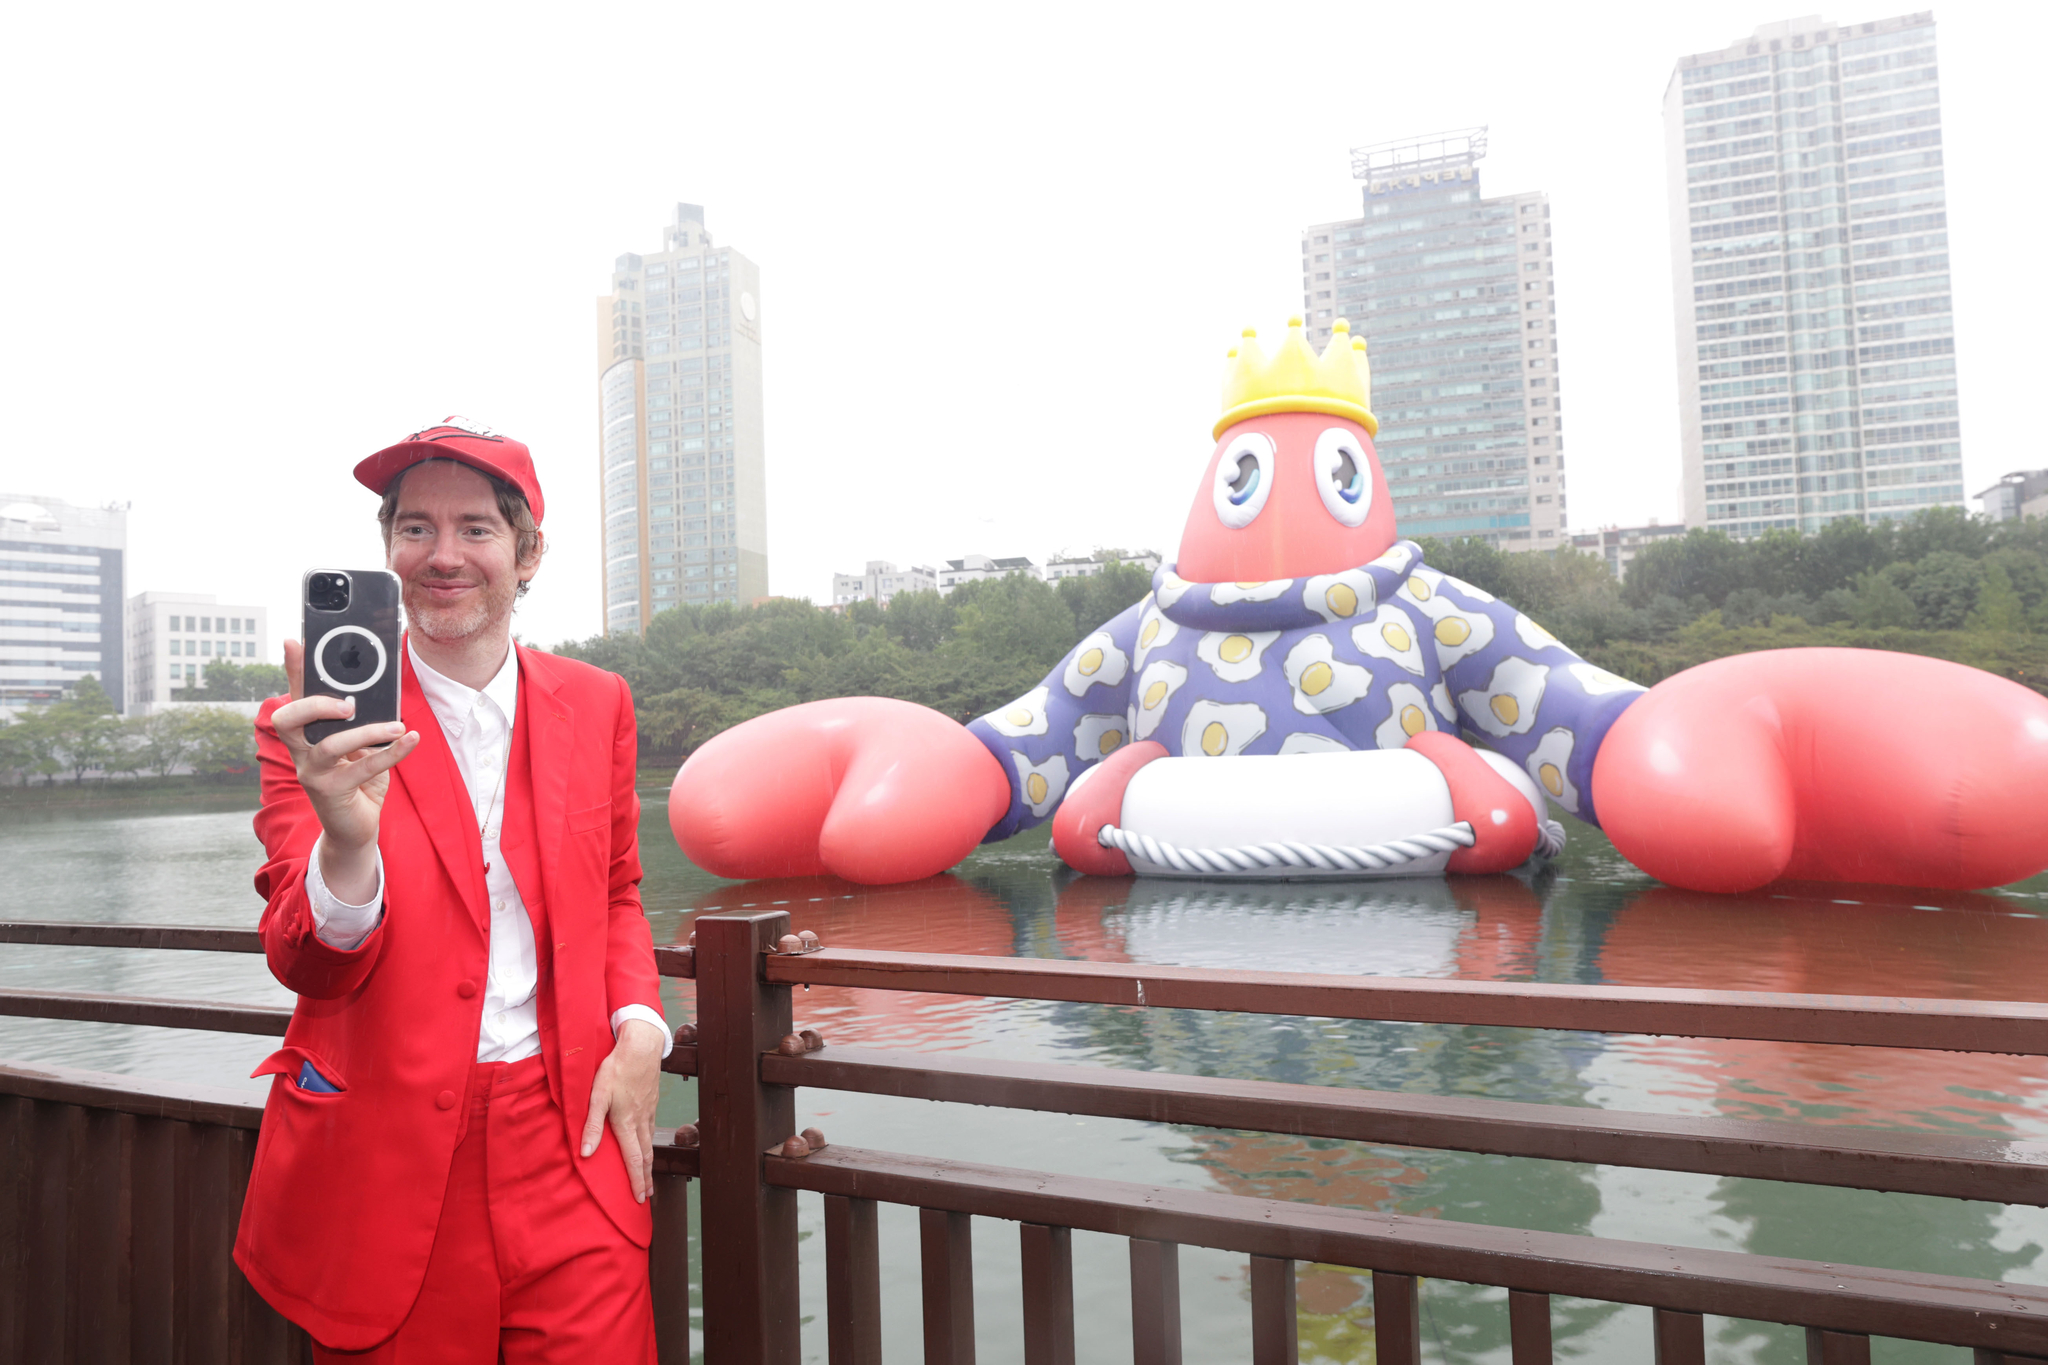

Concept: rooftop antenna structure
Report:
left=1349, top=126, right=1489, bottom=181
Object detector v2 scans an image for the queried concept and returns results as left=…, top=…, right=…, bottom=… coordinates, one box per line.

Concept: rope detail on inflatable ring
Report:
left=1536, top=819, right=1567, bottom=860
left=1096, top=821, right=1478, bottom=876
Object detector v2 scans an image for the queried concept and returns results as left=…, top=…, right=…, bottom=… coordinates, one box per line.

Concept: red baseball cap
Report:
left=354, top=417, right=546, bottom=526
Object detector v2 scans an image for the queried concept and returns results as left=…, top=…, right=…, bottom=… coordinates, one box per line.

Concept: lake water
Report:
left=4, top=792, right=2047, bottom=1364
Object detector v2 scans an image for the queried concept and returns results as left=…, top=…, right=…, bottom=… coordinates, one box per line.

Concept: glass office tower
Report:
left=1304, top=128, right=1568, bottom=550
left=1665, top=12, right=1961, bottom=536
left=595, top=203, right=768, bottom=635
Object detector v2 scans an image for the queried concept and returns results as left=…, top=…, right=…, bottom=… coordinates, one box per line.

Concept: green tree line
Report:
left=0, top=673, right=259, bottom=784
left=551, top=511, right=2048, bottom=762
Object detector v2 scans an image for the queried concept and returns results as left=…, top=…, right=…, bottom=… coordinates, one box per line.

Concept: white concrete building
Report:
left=1569, top=523, right=1690, bottom=580
left=0, top=495, right=125, bottom=717
left=831, top=560, right=938, bottom=607
left=938, top=554, right=1041, bottom=594
left=1974, top=472, right=2048, bottom=523
left=1666, top=13, right=1962, bottom=538
left=126, top=592, right=270, bottom=712
left=1043, top=550, right=1163, bottom=582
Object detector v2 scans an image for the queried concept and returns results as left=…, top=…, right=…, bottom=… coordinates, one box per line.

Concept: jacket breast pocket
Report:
left=568, top=801, right=612, bottom=835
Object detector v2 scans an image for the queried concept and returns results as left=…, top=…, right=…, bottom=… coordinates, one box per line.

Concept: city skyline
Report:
left=1666, top=11, right=1964, bottom=537
left=0, top=4, right=2033, bottom=653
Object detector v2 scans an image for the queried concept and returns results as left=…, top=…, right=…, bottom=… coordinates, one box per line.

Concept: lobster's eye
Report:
left=1211, top=432, right=1275, bottom=529
left=1313, top=427, right=1373, bottom=527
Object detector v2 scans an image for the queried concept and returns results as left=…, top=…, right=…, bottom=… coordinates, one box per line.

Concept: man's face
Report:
left=386, top=460, right=533, bottom=645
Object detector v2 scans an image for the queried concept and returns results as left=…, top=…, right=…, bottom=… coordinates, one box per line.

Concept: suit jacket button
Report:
left=436, top=1090, right=457, bottom=1110
left=457, top=981, right=478, bottom=998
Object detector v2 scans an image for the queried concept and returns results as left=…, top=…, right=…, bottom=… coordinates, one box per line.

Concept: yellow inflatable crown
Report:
left=1215, top=316, right=1376, bottom=439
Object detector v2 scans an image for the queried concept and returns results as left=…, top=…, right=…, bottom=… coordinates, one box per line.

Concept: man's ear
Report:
left=521, top=529, right=546, bottom=581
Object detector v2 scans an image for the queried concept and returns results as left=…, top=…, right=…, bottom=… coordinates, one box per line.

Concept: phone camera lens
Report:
left=308, top=573, right=352, bottom=613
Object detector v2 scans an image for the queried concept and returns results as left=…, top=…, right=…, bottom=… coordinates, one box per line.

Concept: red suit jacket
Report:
left=233, top=645, right=663, bottom=1349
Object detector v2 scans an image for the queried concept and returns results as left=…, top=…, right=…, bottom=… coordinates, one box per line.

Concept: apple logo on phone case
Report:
left=314, top=626, right=388, bottom=693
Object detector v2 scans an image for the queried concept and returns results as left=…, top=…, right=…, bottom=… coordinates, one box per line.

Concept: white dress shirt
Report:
left=306, top=642, right=669, bottom=1060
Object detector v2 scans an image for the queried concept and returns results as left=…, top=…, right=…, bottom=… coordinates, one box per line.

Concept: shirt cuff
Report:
left=306, top=836, right=385, bottom=951
left=610, top=1004, right=673, bottom=1058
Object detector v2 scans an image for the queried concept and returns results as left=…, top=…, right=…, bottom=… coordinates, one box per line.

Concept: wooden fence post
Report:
left=696, top=911, right=799, bottom=1363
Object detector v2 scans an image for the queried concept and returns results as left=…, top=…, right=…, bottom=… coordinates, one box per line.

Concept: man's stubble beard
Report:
left=404, top=575, right=518, bottom=645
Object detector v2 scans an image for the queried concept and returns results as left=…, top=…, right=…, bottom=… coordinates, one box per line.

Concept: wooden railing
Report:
left=7, top=913, right=2048, bottom=1362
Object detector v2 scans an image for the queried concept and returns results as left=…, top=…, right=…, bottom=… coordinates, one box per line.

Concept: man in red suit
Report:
left=236, top=419, right=669, bottom=1361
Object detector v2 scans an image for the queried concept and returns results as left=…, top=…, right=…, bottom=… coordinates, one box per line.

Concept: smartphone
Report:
left=302, top=569, right=403, bottom=747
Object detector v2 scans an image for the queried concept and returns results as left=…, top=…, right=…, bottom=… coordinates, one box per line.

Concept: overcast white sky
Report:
left=2, top=1, right=2037, bottom=655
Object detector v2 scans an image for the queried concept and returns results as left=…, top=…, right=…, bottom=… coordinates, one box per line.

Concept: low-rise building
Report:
left=1, top=495, right=125, bottom=717
left=939, top=554, right=1040, bottom=594
left=1975, top=472, right=2048, bottom=523
left=830, top=560, right=938, bottom=608
left=1569, top=522, right=1688, bottom=581
left=126, top=592, right=270, bottom=712
left=1043, top=549, right=1163, bottom=582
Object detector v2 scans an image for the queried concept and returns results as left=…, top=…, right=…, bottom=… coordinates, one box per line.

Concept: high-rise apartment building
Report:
left=1304, top=128, right=1568, bottom=550
left=0, top=495, right=125, bottom=717
left=1666, top=12, right=1961, bottom=537
left=125, top=592, right=270, bottom=711
left=595, top=203, right=766, bottom=635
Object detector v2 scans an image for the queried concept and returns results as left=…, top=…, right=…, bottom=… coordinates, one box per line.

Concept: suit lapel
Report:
left=392, top=647, right=489, bottom=937
left=518, top=645, right=576, bottom=932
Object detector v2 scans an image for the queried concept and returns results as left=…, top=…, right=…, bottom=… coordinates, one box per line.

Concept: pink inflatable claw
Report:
left=670, top=697, right=1011, bottom=885
left=1593, top=648, right=2048, bottom=894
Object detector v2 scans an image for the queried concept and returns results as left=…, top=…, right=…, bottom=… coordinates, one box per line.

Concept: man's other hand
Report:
left=582, top=1017, right=666, bottom=1203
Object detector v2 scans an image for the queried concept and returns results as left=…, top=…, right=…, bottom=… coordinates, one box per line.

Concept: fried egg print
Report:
left=1181, top=699, right=1268, bottom=757
left=1061, top=630, right=1130, bottom=698
left=1302, top=568, right=1377, bottom=624
left=1073, top=713, right=1127, bottom=761
left=1209, top=579, right=1292, bottom=605
left=1350, top=605, right=1427, bottom=676
left=1514, top=614, right=1562, bottom=651
left=1373, top=681, right=1437, bottom=749
left=1567, top=662, right=1641, bottom=696
left=1011, top=751, right=1070, bottom=819
left=1281, top=633, right=1372, bottom=716
left=1401, top=584, right=1496, bottom=668
left=1430, top=680, right=1456, bottom=722
left=1155, top=572, right=1195, bottom=609
left=1436, top=572, right=1496, bottom=604
left=1370, top=543, right=1416, bottom=576
left=1195, top=629, right=1280, bottom=683
left=1525, top=727, right=1579, bottom=813
left=1133, top=606, right=1180, bottom=668
left=983, top=685, right=1050, bottom=738
left=1129, top=661, right=1189, bottom=741
left=1458, top=656, right=1549, bottom=739
left=1279, top=730, right=1351, bottom=756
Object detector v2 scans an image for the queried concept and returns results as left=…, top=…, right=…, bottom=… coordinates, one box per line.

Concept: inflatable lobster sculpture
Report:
left=672, top=317, right=2048, bottom=894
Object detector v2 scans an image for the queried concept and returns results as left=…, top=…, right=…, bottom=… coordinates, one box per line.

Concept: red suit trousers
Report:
left=310, top=1055, right=656, bottom=1363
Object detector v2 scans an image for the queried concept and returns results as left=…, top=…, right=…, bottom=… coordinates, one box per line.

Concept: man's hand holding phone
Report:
left=272, top=638, right=419, bottom=905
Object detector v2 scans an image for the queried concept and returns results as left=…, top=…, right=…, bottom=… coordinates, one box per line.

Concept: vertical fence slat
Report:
left=1653, top=1308, right=1706, bottom=1365
left=184, top=1122, right=235, bottom=1362
left=825, top=1195, right=881, bottom=1365
left=130, top=1114, right=176, bottom=1365
left=1372, top=1272, right=1422, bottom=1365
left=27, top=1099, right=75, bottom=1363
left=1249, top=1255, right=1296, bottom=1365
left=1809, top=1328, right=1872, bottom=1365
left=1129, top=1238, right=1182, bottom=1365
left=696, top=911, right=800, bottom=1364
left=921, top=1207, right=975, bottom=1365
left=72, top=1107, right=132, bottom=1362
left=1508, top=1290, right=1552, bottom=1364
left=1020, top=1224, right=1074, bottom=1365
left=651, top=1171, right=693, bottom=1365
left=0, top=1096, right=26, bottom=1365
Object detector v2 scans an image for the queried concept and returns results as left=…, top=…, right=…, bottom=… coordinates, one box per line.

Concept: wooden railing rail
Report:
left=688, top=911, right=2048, bottom=1364
left=762, top=1043, right=2048, bottom=1206
left=764, top=947, right=2048, bottom=1055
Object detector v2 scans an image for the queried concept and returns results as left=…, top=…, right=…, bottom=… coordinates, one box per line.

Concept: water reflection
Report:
left=4, top=798, right=2047, bottom=1363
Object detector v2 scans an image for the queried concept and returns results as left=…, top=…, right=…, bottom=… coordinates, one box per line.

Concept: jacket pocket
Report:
left=252, top=1045, right=348, bottom=1095
left=567, top=801, right=612, bottom=835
